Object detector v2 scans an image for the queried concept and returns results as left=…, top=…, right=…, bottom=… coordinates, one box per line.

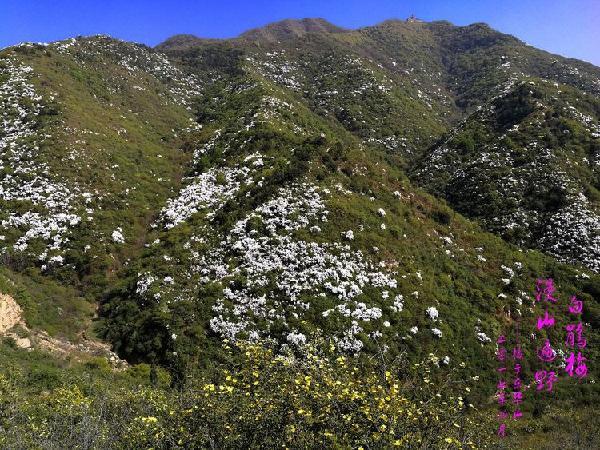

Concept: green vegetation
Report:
left=0, top=18, right=599, bottom=448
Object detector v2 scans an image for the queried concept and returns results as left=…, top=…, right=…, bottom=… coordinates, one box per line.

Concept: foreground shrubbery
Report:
left=0, top=342, right=494, bottom=449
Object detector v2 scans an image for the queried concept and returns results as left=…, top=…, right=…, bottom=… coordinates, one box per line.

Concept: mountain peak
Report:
left=240, top=18, right=347, bottom=42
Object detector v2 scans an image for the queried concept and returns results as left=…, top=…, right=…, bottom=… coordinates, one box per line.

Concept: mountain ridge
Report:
left=155, top=17, right=600, bottom=73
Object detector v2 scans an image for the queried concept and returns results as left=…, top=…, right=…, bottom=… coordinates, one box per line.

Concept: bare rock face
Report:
left=0, top=293, right=24, bottom=333
left=13, top=336, right=32, bottom=349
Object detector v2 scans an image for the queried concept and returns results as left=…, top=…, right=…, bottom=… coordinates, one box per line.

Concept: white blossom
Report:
left=112, top=228, right=125, bottom=244
left=426, top=306, right=439, bottom=321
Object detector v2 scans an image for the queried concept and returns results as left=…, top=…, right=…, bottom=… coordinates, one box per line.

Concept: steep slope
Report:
left=210, top=18, right=600, bottom=156
left=0, top=37, right=202, bottom=293
left=157, top=17, right=600, bottom=278
left=0, top=20, right=598, bottom=418
left=414, top=78, right=600, bottom=272
left=0, top=36, right=208, bottom=347
left=162, top=26, right=449, bottom=158
left=95, top=39, right=600, bottom=401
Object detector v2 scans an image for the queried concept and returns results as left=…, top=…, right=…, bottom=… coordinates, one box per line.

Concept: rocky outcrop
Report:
left=0, top=293, right=24, bottom=333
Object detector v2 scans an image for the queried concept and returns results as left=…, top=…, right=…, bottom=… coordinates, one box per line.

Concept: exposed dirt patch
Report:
left=34, top=330, right=127, bottom=368
left=0, top=292, right=126, bottom=368
left=0, top=293, right=24, bottom=333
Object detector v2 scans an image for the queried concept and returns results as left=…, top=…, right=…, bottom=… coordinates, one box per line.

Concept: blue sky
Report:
left=2, top=0, right=599, bottom=65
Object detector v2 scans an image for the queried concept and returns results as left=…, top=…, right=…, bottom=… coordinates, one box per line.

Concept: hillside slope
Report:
left=414, top=79, right=600, bottom=272
left=0, top=20, right=598, bottom=433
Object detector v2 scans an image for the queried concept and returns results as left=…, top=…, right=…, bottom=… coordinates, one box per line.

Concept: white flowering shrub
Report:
left=0, top=58, right=83, bottom=264
left=426, top=306, right=439, bottom=321
left=112, top=228, right=125, bottom=244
